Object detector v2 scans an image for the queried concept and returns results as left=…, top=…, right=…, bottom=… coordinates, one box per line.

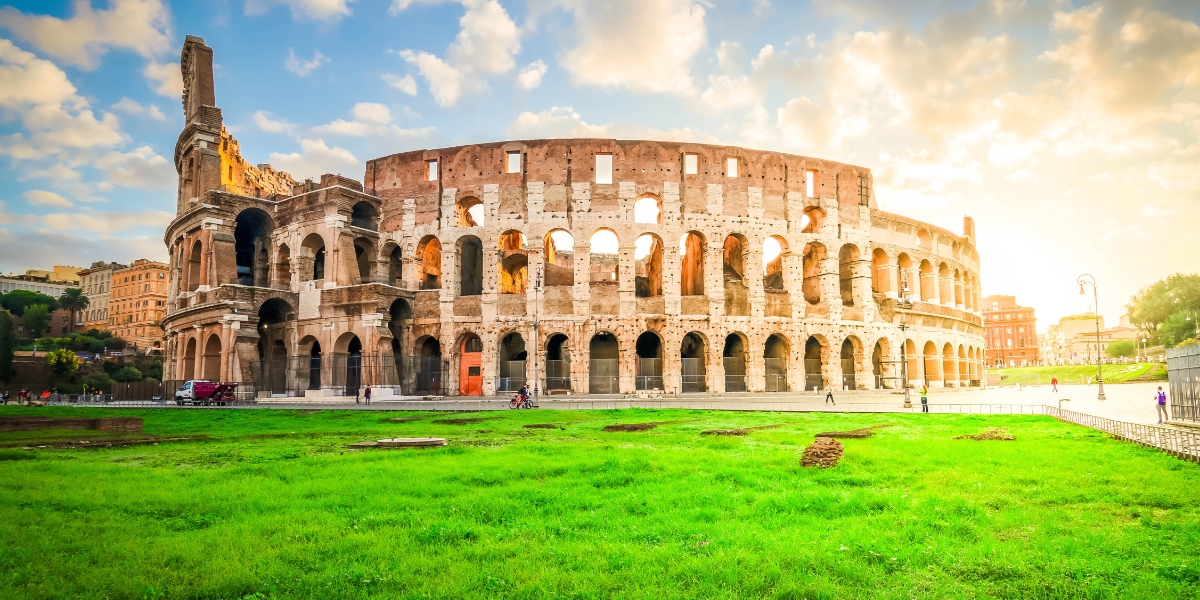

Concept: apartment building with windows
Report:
left=76, top=261, right=126, bottom=331
left=983, top=294, right=1039, bottom=367
left=108, top=259, right=169, bottom=351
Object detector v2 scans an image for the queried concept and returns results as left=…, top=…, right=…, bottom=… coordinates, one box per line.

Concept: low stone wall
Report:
left=0, top=416, right=144, bottom=433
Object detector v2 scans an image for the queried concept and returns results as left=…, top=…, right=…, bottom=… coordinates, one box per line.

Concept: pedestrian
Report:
left=364, top=385, right=372, bottom=405
left=1156, top=386, right=1169, bottom=424
left=920, top=383, right=929, bottom=413
left=0, top=391, right=7, bottom=404
left=355, top=386, right=361, bottom=404
left=1051, top=376, right=1058, bottom=393
left=19, top=388, right=27, bottom=405
left=824, top=384, right=835, bottom=405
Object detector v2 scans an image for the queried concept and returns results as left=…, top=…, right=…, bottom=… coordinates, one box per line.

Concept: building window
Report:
left=426, top=159, right=438, bottom=181
left=806, top=170, right=815, bottom=197
left=726, top=157, right=738, bottom=178
left=595, top=154, right=612, bottom=184
left=506, top=152, right=521, bottom=174
left=684, top=153, right=698, bottom=175
left=858, top=172, right=870, bottom=204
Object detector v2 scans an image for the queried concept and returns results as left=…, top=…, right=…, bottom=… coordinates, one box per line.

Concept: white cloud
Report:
left=111, top=97, right=167, bottom=121
left=517, top=60, right=548, bottom=89
left=44, top=208, right=173, bottom=233
left=0, top=0, right=173, bottom=70
left=1004, top=169, right=1038, bottom=183
left=393, top=0, right=521, bottom=107
left=244, top=0, right=354, bottom=22
left=252, top=110, right=297, bottom=135
left=554, top=0, right=706, bottom=94
left=143, top=61, right=183, bottom=98
left=284, top=48, right=330, bottom=77
left=382, top=73, right=418, bottom=95
left=24, top=189, right=72, bottom=208
left=507, top=106, right=718, bottom=143
left=22, top=164, right=81, bottom=182
left=268, top=139, right=360, bottom=180
left=96, top=146, right=175, bottom=189
left=0, top=39, right=85, bottom=111
left=312, top=102, right=437, bottom=138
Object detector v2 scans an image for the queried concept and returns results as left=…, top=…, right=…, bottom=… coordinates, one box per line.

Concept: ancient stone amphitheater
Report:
left=162, top=37, right=985, bottom=399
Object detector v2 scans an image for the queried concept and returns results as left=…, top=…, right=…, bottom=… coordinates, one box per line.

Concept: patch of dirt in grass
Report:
left=380, top=416, right=434, bottom=423
left=955, top=428, right=1015, bottom=441
left=1, top=434, right=209, bottom=449
left=814, top=424, right=895, bottom=439
left=801, top=437, right=843, bottom=468
left=603, top=420, right=691, bottom=432
left=701, top=424, right=784, bottom=436
left=523, top=423, right=566, bottom=429
left=432, top=417, right=505, bottom=425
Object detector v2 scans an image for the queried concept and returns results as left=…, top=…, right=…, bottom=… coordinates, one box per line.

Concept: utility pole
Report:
left=1078, top=274, right=1105, bottom=400
left=533, top=264, right=541, bottom=406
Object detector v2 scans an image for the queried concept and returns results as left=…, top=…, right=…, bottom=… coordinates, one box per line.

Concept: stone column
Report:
left=782, top=251, right=805, bottom=320
left=618, top=243, right=636, bottom=317
left=881, top=256, right=899, bottom=299
left=823, top=341, right=841, bottom=392
left=706, top=240, right=723, bottom=316
left=922, top=268, right=940, bottom=304
left=573, top=238, right=590, bottom=317
left=663, top=238, right=682, bottom=315
left=745, top=246, right=764, bottom=320
left=819, top=255, right=841, bottom=320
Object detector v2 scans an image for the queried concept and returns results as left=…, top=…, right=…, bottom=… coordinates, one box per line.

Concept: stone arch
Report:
left=763, top=235, right=788, bottom=290
left=353, top=237, right=377, bottom=282
left=871, top=248, right=890, bottom=295
left=416, top=235, right=441, bottom=290
left=333, top=333, right=363, bottom=394
left=872, top=337, right=892, bottom=389
left=680, top=331, right=708, bottom=392
left=546, top=332, right=571, bottom=391
left=233, top=208, right=274, bottom=287
left=723, top=332, right=748, bottom=392
left=802, top=242, right=826, bottom=305
left=590, top=228, right=619, bottom=284
left=458, top=332, right=483, bottom=396
left=634, top=194, right=662, bottom=224
left=958, top=344, right=968, bottom=386
left=498, top=230, right=528, bottom=294
left=904, top=339, right=920, bottom=387
left=186, top=239, right=203, bottom=292
left=680, top=231, right=706, bottom=296
left=841, top=335, right=864, bottom=390
left=544, top=229, right=575, bottom=287
left=804, top=335, right=827, bottom=391
left=415, top=335, right=442, bottom=393
left=256, top=297, right=291, bottom=359
left=457, top=235, right=483, bottom=296
left=917, top=228, right=932, bottom=250
left=635, top=331, right=665, bottom=390
left=942, top=342, right=957, bottom=387
left=634, top=233, right=663, bottom=297
left=182, top=336, right=197, bottom=380
left=839, top=244, right=861, bottom=307
left=938, top=263, right=952, bottom=305
left=497, top=331, right=528, bottom=391
left=723, top=234, right=749, bottom=317
left=301, top=233, right=326, bottom=282
left=897, top=252, right=913, bottom=297
left=764, top=333, right=790, bottom=392
left=388, top=299, right=412, bottom=387
left=298, top=335, right=322, bottom=390
left=801, top=207, right=824, bottom=233
left=202, top=333, right=222, bottom=381
left=589, top=331, right=620, bottom=393
left=919, top=259, right=935, bottom=302
left=953, top=268, right=963, bottom=307
left=381, top=241, right=402, bottom=287
left=922, top=340, right=940, bottom=386
left=456, top=195, right=484, bottom=227
left=350, top=200, right=379, bottom=230
left=274, top=244, right=292, bottom=288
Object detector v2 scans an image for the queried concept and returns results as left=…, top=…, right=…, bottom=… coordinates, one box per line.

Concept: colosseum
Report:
left=161, top=37, right=985, bottom=399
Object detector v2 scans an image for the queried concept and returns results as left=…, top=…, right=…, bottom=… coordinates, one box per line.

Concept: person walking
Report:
left=824, top=384, right=835, bottom=405
left=920, top=383, right=929, bottom=413
left=1156, top=386, right=1169, bottom=424
left=355, top=387, right=361, bottom=404
left=364, top=385, right=372, bottom=405
left=1051, top=376, right=1058, bottom=393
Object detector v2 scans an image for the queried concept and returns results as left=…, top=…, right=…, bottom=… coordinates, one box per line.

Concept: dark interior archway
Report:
left=635, top=332, right=664, bottom=390
left=546, top=333, right=570, bottom=391
left=589, top=332, right=619, bottom=393
left=765, top=334, right=789, bottom=392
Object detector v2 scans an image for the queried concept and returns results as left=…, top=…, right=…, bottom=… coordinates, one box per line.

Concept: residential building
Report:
left=0, top=266, right=81, bottom=297
left=982, top=295, right=1039, bottom=367
left=108, top=259, right=169, bottom=351
left=1042, top=313, right=1141, bottom=364
left=11, top=308, right=73, bottom=339
left=76, top=261, right=126, bottom=331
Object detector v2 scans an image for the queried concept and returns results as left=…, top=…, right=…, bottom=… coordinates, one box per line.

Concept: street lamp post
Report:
left=898, top=278, right=913, bottom=406
left=532, top=264, right=542, bottom=407
left=1077, top=274, right=1106, bottom=400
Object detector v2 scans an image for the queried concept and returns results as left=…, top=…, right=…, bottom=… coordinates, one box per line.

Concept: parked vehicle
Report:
left=175, top=380, right=239, bottom=406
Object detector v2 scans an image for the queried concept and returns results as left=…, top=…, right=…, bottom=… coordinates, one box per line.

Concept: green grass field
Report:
left=987, top=363, right=1168, bottom=385
left=2, top=406, right=1199, bottom=600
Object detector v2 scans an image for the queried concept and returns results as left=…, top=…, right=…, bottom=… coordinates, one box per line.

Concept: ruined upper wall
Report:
left=181, top=35, right=215, bottom=124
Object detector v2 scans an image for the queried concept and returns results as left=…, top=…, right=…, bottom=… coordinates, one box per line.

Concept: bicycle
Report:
left=509, top=393, right=536, bottom=409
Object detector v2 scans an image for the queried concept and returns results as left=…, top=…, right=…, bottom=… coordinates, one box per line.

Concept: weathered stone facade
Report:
left=161, top=36, right=985, bottom=397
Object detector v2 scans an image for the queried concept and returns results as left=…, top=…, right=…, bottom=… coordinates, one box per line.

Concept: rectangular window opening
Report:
left=684, top=153, right=698, bottom=175
left=506, top=152, right=521, bottom=174
left=595, top=154, right=612, bottom=184
left=726, top=157, right=738, bottom=178
left=427, top=160, right=438, bottom=181
left=805, top=170, right=815, bottom=197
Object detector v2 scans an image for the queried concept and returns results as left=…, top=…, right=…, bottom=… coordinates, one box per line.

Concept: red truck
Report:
left=174, top=380, right=239, bottom=406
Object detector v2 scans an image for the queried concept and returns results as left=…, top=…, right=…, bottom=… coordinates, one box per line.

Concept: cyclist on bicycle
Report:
left=511, top=384, right=531, bottom=408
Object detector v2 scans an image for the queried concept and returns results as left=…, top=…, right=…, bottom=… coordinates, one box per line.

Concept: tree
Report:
left=23, top=304, right=51, bottom=340
left=46, top=348, right=80, bottom=383
left=112, top=366, right=143, bottom=383
left=1127, top=273, right=1200, bottom=343
left=0, top=311, right=14, bottom=383
left=104, top=337, right=127, bottom=351
left=1158, top=312, right=1197, bottom=348
left=0, top=290, right=60, bottom=316
left=57, top=288, right=89, bottom=334
left=1106, top=340, right=1136, bottom=358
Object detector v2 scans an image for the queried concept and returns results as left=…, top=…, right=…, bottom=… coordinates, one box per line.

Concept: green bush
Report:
left=1107, top=340, right=1136, bottom=358
left=87, top=340, right=106, bottom=354
left=54, top=337, right=72, bottom=348
left=1179, top=338, right=1199, bottom=348
left=147, top=360, right=163, bottom=381
left=23, top=304, right=52, bottom=340
left=73, top=336, right=93, bottom=351
left=104, top=337, right=126, bottom=351
left=101, top=360, right=121, bottom=376
left=112, top=366, right=144, bottom=383
left=35, top=337, right=55, bottom=349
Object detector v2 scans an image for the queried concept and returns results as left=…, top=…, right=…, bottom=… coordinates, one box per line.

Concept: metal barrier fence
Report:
left=724, top=357, right=746, bottom=392
left=1168, top=345, right=1200, bottom=423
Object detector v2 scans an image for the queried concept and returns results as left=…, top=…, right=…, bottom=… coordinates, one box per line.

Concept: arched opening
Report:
left=923, top=341, right=940, bottom=386
left=938, top=263, right=952, bottom=305
left=897, top=253, right=913, bottom=298
left=723, top=234, right=748, bottom=316
left=417, top=337, right=442, bottom=393
left=354, top=237, right=376, bottom=282
left=802, top=242, right=826, bottom=305
left=388, top=299, right=411, bottom=387
left=234, top=208, right=274, bottom=287
left=634, top=234, right=663, bottom=297
left=457, top=235, right=483, bottom=296
left=301, top=233, right=326, bottom=283
left=275, top=244, right=292, bottom=289
left=498, top=332, right=527, bottom=392
left=386, top=244, right=402, bottom=286
left=296, top=336, right=322, bottom=390
left=456, top=196, right=485, bottom=227
left=904, top=339, right=919, bottom=387
left=765, top=334, right=789, bottom=392
left=953, top=269, right=963, bottom=307
left=546, top=333, right=571, bottom=392
left=351, top=201, right=379, bottom=230
left=589, top=332, right=619, bottom=394
left=919, top=260, right=935, bottom=302
left=182, top=337, right=197, bottom=379
left=917, top=229, right=932, bottom=250
left=958, top=344, right=968, bottom=387
left=544, top=230, right=575, bottom=287
left=942, top=342, right=957, bottom=387
left=804, top=336, right=825, bottom=391
left=336, top=334, right=363, bottom=396
left=187, top=240, right=202, bottom=292
left=680, top=332, right=707, bottom=392
left=841, top=338, right=859, bottom=390
left=458, top=334, right=482, bottom=396
left=202, top=334, right=222, bottom=381
left=256, top=298, right=291, bottom=388
left=418, top=237, right=441, bottom=290
left=839, top=244, right=860, bottom=307
left=499, top=230, right=528, bottom=294
left=872, top=340, right=885, bottom=389
left=723, top=333, right=747, bottom=392
left=801, top=207, right=824, bottom=234
left=871, top=248, right=890, bottom=295
left=635, top=332, right=664, bottom=390
left=763, top=236, right=787, bottom=290
left=634, top=195, right=662, bottom=224
left=680, top=231, right=705, bottom=296
left=590, top=229, right=619, bottom=283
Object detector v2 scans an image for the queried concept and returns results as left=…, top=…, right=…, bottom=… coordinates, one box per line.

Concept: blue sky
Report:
left=1, top=0, right=1199, bottom=330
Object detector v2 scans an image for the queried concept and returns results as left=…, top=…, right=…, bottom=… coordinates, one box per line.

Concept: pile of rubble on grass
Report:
left=800, top=437, right=844, bottom=468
